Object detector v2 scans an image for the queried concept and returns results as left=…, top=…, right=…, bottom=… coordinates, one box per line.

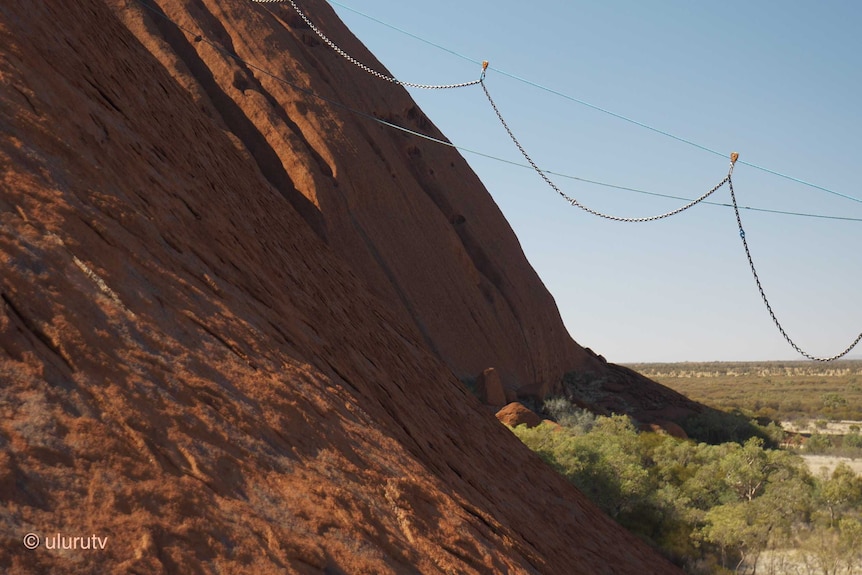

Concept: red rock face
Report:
left=495, top=403, right=544, bottom=429
left=476, top=367, right=507, bottom=408
left=112, top=0, right=598, bottom=396
left=0, top=0, right=683, bottom=573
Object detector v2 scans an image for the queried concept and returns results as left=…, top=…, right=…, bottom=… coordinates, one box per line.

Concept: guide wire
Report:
left=139, top=0, right=862, bottom=360
left=257, top=0, right=862, bottom=211
left=132, top=0, right=806, bottom=223
left=480, top=77, right=731, bottom=222
left=323, top=0, right=862, bottom=205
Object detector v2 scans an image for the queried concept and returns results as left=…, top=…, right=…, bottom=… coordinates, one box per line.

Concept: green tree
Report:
left=701, top=444, right=813, bottom=573
left=818, top=463, right=862, bottom=527
left=702, top=501, right=769, bottom=573
left=799, top=525, right=845, bottom=575
left=837, top=518, right=862, bottom=572
left=569, top=415, right=651, bottom=519
left=806, top=433, right=833, bottom=454
left=721, top=437, right=772, bottom=502
left=512, top=416, right=652, bottom=524
left=511, top=403, right=839, bottom=573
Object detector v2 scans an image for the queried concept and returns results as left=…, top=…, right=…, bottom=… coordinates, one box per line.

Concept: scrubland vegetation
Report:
left=514, top=411, right=862, bottom=573
left=626, top=361, right=862, bottom=423
left=630, top=361, right=862, bottom=462
left=510, top=362, right=862, bottom=574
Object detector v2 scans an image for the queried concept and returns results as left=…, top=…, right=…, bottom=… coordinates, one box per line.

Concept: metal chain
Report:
left=247, top=1, right=861, bottom=360
left=251, top=0, right=483, bottom=89
left=480, top=79, right=730, bottom=222
left=728, top=174, right=862, bottom=362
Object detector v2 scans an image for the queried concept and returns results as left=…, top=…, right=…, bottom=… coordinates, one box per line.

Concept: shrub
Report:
left=542, top=396, right=596, bottom=433
left=822, top=393, right=848, bottom=410
left=806, top=433, right=832, bottom=454
left=843, top=432, right=862, bottom=449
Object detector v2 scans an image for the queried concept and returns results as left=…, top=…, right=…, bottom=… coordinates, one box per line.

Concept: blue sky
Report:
left=327, top=0, right=862, bottom=363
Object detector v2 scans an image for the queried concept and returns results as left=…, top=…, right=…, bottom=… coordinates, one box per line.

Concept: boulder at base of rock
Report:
left=656, top=420, right=688, bottom=439
left=496, top=403, right=543, bottom=428
left=476, top=367, right=507, bottom=407
left=639, top=421, right=689, bottom=439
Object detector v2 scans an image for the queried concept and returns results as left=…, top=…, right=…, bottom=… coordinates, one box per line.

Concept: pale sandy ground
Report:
left=779, top=420, right=862, bottom=476
left=753, top=549, right=862, bottom=575
left=801, top=454, right=862, bottom=477
left=742, top=423, right=862, bottom=572
left=782, top=420, right=862, bottom=436
left=745, top=454, right=862, bottom=573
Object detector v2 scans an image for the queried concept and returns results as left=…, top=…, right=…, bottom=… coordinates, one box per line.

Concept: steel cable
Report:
left=323, top=0, right=862, bottom=205
left=142, top=0, right=862, bottom=360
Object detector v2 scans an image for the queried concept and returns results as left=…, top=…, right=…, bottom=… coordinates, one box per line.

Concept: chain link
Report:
left=483, top=74, right=861, bottom=360
left=728, top=174, right=862, bottom=362
left=480, top=79, right=730, bottom=222
left=250, top=0, right=861, bottom=360
left=251, top=0, right=483, bottom=89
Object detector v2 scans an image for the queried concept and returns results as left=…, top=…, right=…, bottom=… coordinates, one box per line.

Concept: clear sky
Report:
left=326, top=0, right=862, bottom=363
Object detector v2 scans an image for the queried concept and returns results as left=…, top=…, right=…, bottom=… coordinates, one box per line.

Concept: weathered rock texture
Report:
left=1, top=0, right=686, bottom=573
left=495, top=403, right=543, bottom=429
left=475, top=367, right=507, bottom=408
left=114, top=0, right=596, bottom=397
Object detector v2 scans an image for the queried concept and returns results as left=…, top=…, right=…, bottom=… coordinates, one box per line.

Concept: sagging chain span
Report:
left=727, top=163, right=862, bottom=362
left=251, top=0, right=483, bottom=89
left=252, top=0, right=860, bottom=360
left=480, top=78, right=731, bottom=222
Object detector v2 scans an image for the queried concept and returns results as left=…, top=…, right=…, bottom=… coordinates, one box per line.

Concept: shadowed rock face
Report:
left=112, top=0, right=598, bottom=397
left=0, top=0, right=684, bottom=573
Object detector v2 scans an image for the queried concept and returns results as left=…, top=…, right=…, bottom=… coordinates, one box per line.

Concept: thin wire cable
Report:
left=257, top=0, right=862, bottom=218
left=135, top=0, right=862, bottom=360
left=324, top=0, right=862, bottom=205
left=251, top=0, right=482, bottom=89
left=134, top=0, right=861, bottom=225
left=481, top=78, right=730, bottom=222
left=728, top=170, right=862, bottom=362
left=548, top=173, right=862, bottom=223
left=326, top=0, right=484, bottom=67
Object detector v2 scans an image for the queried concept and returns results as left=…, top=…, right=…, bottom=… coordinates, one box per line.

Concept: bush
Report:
left=542, top=397, right=596, bottom=433
left=510, top=409, right=862, bottom=573
left=822, top=393, right=848, bottom=410
left=843, top=432, right=862, bottom=449
left=806, top=433, right=833, bottom=454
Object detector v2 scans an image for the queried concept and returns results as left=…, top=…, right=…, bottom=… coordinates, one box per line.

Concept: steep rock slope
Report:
left=113, top=0, right=596, bottom=395
left=1, top=0, right=683, bottom=573
left=109, top=0, right=701, bottom=418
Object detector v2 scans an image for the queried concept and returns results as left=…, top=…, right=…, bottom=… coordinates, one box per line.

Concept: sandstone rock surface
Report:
left=475, top=367, right=507, bottom=407
left=0, top=0, right=684, bottom=573
left=496, top=403, right=544, bottom=429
